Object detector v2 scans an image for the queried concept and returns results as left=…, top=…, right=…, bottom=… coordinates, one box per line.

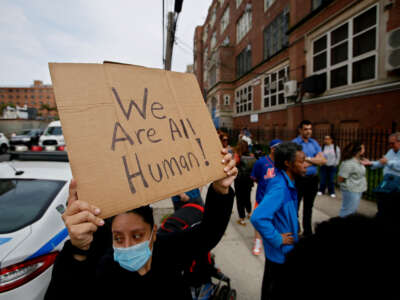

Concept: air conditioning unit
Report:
left=284, top=80, right=297, bottom=97
left=386, top=27, right=400, bottom=71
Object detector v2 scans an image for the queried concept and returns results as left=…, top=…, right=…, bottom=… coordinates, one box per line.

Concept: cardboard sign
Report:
left=49, top=62, right=226, bottom=218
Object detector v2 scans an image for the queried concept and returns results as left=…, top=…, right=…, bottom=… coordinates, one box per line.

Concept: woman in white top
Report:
left=318, top=135, right=341, bottom=197
left=337, top=141, right=368, bottom=217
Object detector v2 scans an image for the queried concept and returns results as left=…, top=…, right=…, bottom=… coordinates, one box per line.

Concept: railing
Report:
left=220, top=127, right=395, bottom=201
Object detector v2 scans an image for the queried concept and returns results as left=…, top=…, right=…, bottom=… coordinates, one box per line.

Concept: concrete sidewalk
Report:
left=151, top=185, right=378, bottom=300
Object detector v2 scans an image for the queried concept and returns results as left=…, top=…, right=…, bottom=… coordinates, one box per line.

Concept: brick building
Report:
left=0, top=80, right=57, bottom=118
left=193, top=0, right=400, bottom=139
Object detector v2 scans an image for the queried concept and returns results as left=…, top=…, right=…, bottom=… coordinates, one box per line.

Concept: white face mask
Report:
left=113, top=229, right=153, bottom=272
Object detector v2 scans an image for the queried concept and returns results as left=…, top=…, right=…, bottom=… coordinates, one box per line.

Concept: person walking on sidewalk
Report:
left=251, top=142, right=307, bottom=300
left=234, top=140, right=255, bottom=225
left=292, top=120, right=326, bottom=236
left=318, top=135, right=340, bottom=198
left=337, top=141, right=368, bottom=217
left=250, top=139, right=281, bottom=256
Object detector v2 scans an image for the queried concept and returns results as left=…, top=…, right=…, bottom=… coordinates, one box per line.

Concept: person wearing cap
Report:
left=250, top=139, right=282, bottom=255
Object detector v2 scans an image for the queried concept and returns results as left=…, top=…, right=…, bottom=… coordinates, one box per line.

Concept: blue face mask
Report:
left=113, top=230, right=153, bottom=272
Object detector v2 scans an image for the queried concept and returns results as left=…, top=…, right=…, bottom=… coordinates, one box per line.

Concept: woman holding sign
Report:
left=45, top=149, right=237, bottom=300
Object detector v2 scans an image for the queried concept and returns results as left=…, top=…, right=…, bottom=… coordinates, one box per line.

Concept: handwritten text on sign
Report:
left=110, top=87, right=210, bottom=194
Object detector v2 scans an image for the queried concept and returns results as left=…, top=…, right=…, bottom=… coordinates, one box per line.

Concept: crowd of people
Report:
left=45, top=124, right=399, bottom=300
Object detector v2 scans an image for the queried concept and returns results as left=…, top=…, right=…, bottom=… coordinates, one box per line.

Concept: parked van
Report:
left=39, top=121, right=65, bottom=149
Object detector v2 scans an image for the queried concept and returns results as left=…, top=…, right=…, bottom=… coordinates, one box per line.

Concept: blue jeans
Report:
left=319, top=166, right=336, bottom=195
left=339, top=190, right=362, bottom=217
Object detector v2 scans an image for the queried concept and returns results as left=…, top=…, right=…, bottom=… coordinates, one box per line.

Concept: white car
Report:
left=0, top=133, right=9, bottom=154
left=39, top=121, right=65, bottom=149
left=0, top=152, right=71, bottom=299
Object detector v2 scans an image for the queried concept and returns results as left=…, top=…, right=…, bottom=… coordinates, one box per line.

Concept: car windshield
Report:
left=0, top=179, right=66, bottom=233
left=45, top=126, right=63, bottom=136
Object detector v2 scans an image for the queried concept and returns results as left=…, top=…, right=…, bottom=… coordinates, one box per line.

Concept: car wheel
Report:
left=0, top=144, right=8, bottom=154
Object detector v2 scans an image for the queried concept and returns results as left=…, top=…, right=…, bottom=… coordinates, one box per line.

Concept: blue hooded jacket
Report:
left=251, top=169, right=299, bottom=264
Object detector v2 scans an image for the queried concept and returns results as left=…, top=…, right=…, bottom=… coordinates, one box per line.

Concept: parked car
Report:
left=0, top=133, right=9, bottom=154
left=0, top=151, right=71, bottom=299
left=10, top=129, right=43, bottom=150
left=39, top=121, right=65, bottom=150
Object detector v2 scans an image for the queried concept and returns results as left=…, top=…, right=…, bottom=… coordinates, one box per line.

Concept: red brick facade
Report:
left=0, top=80, right=57, bottom=118
left=193, top=0, right=400, bottom=135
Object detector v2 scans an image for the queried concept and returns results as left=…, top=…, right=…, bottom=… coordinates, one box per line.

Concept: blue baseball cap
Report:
left=269, top=139, right=282, bottom=148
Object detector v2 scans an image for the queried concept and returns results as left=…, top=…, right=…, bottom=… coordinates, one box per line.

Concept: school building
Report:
left=193, top=0, right=400, bottom=137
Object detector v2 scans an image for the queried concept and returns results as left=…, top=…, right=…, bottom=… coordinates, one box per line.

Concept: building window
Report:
left=264, top=0, right=276, bottom=11
left=263, top=8, right=289, bottom=60
left=236, top=10, right=252, bottom=43
left=224, top=95, right=230, bottom=105
left=209, top=66, right=217, bottom=87
left=236, top=45, right=252, bottom=78
left=203, top=26, right=209, bottom=43
left=312, top=0, right=333, bottom=10
left=220, top=6, right=230, bottom=34
left=8, top=89, right=13, bottom=92
left=211, top=32, right=217, bottom=49
left=31, top=95, right=35, bottom=99
left=210, top=6, right=217, bottom=27
left=311, top=5, right=378, bottom=89
left=9, top=95, right=13, bottom=99
left=236, top=0, right=243, bottom=8
left=262, top=65, right=289, bottom=108
left=235, top=84, right=252, bottom=114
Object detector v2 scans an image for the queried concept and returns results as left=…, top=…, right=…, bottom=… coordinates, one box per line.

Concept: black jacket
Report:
left=45, top=184, right=234, bottom=300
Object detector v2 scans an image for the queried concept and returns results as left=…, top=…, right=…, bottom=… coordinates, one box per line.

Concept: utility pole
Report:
left=165, top=12, right=175, bottom=70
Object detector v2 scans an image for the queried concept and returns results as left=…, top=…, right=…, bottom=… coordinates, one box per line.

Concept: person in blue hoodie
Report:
left=251, top=142, right=307, bottom=300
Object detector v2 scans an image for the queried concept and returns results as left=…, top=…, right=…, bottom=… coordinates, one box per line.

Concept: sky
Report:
left=0, top=0, right=213, bottom=86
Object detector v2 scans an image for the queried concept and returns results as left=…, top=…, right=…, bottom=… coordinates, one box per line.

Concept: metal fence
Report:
left=221, top=127, right=395, bottom=201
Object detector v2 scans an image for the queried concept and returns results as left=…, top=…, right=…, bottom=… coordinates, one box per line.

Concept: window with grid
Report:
left=220, top=6, right=230, bottom=34
left=262, top=65, right=289, bottom=108
left=264, top=0, right=276, bottom=11
left=263, top=9, right=289, bottom=60
left=235, top=84, right=253, bottom=114
left=312, top=5, right=378, bottom=89
left=236, top=46, right=252, bottom=78
left=236, top=11, right=252, bottom=43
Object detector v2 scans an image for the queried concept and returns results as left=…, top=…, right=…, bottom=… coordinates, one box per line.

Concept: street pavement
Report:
left=152, top=184, right=377, bottom=300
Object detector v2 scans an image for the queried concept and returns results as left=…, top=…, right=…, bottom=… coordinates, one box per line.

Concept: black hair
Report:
left=281, top=214, right=398, bottom=299
left=113, top=205, right=154, bottom=228
left=298, top=120, right=312, bottom=129
left=341, top=140, right=363, bottom=161
left=274, top=142, right=303, bottom=171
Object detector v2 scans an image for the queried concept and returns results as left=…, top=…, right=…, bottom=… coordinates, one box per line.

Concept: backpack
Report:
left=159, top=198, right=204, bottom=233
